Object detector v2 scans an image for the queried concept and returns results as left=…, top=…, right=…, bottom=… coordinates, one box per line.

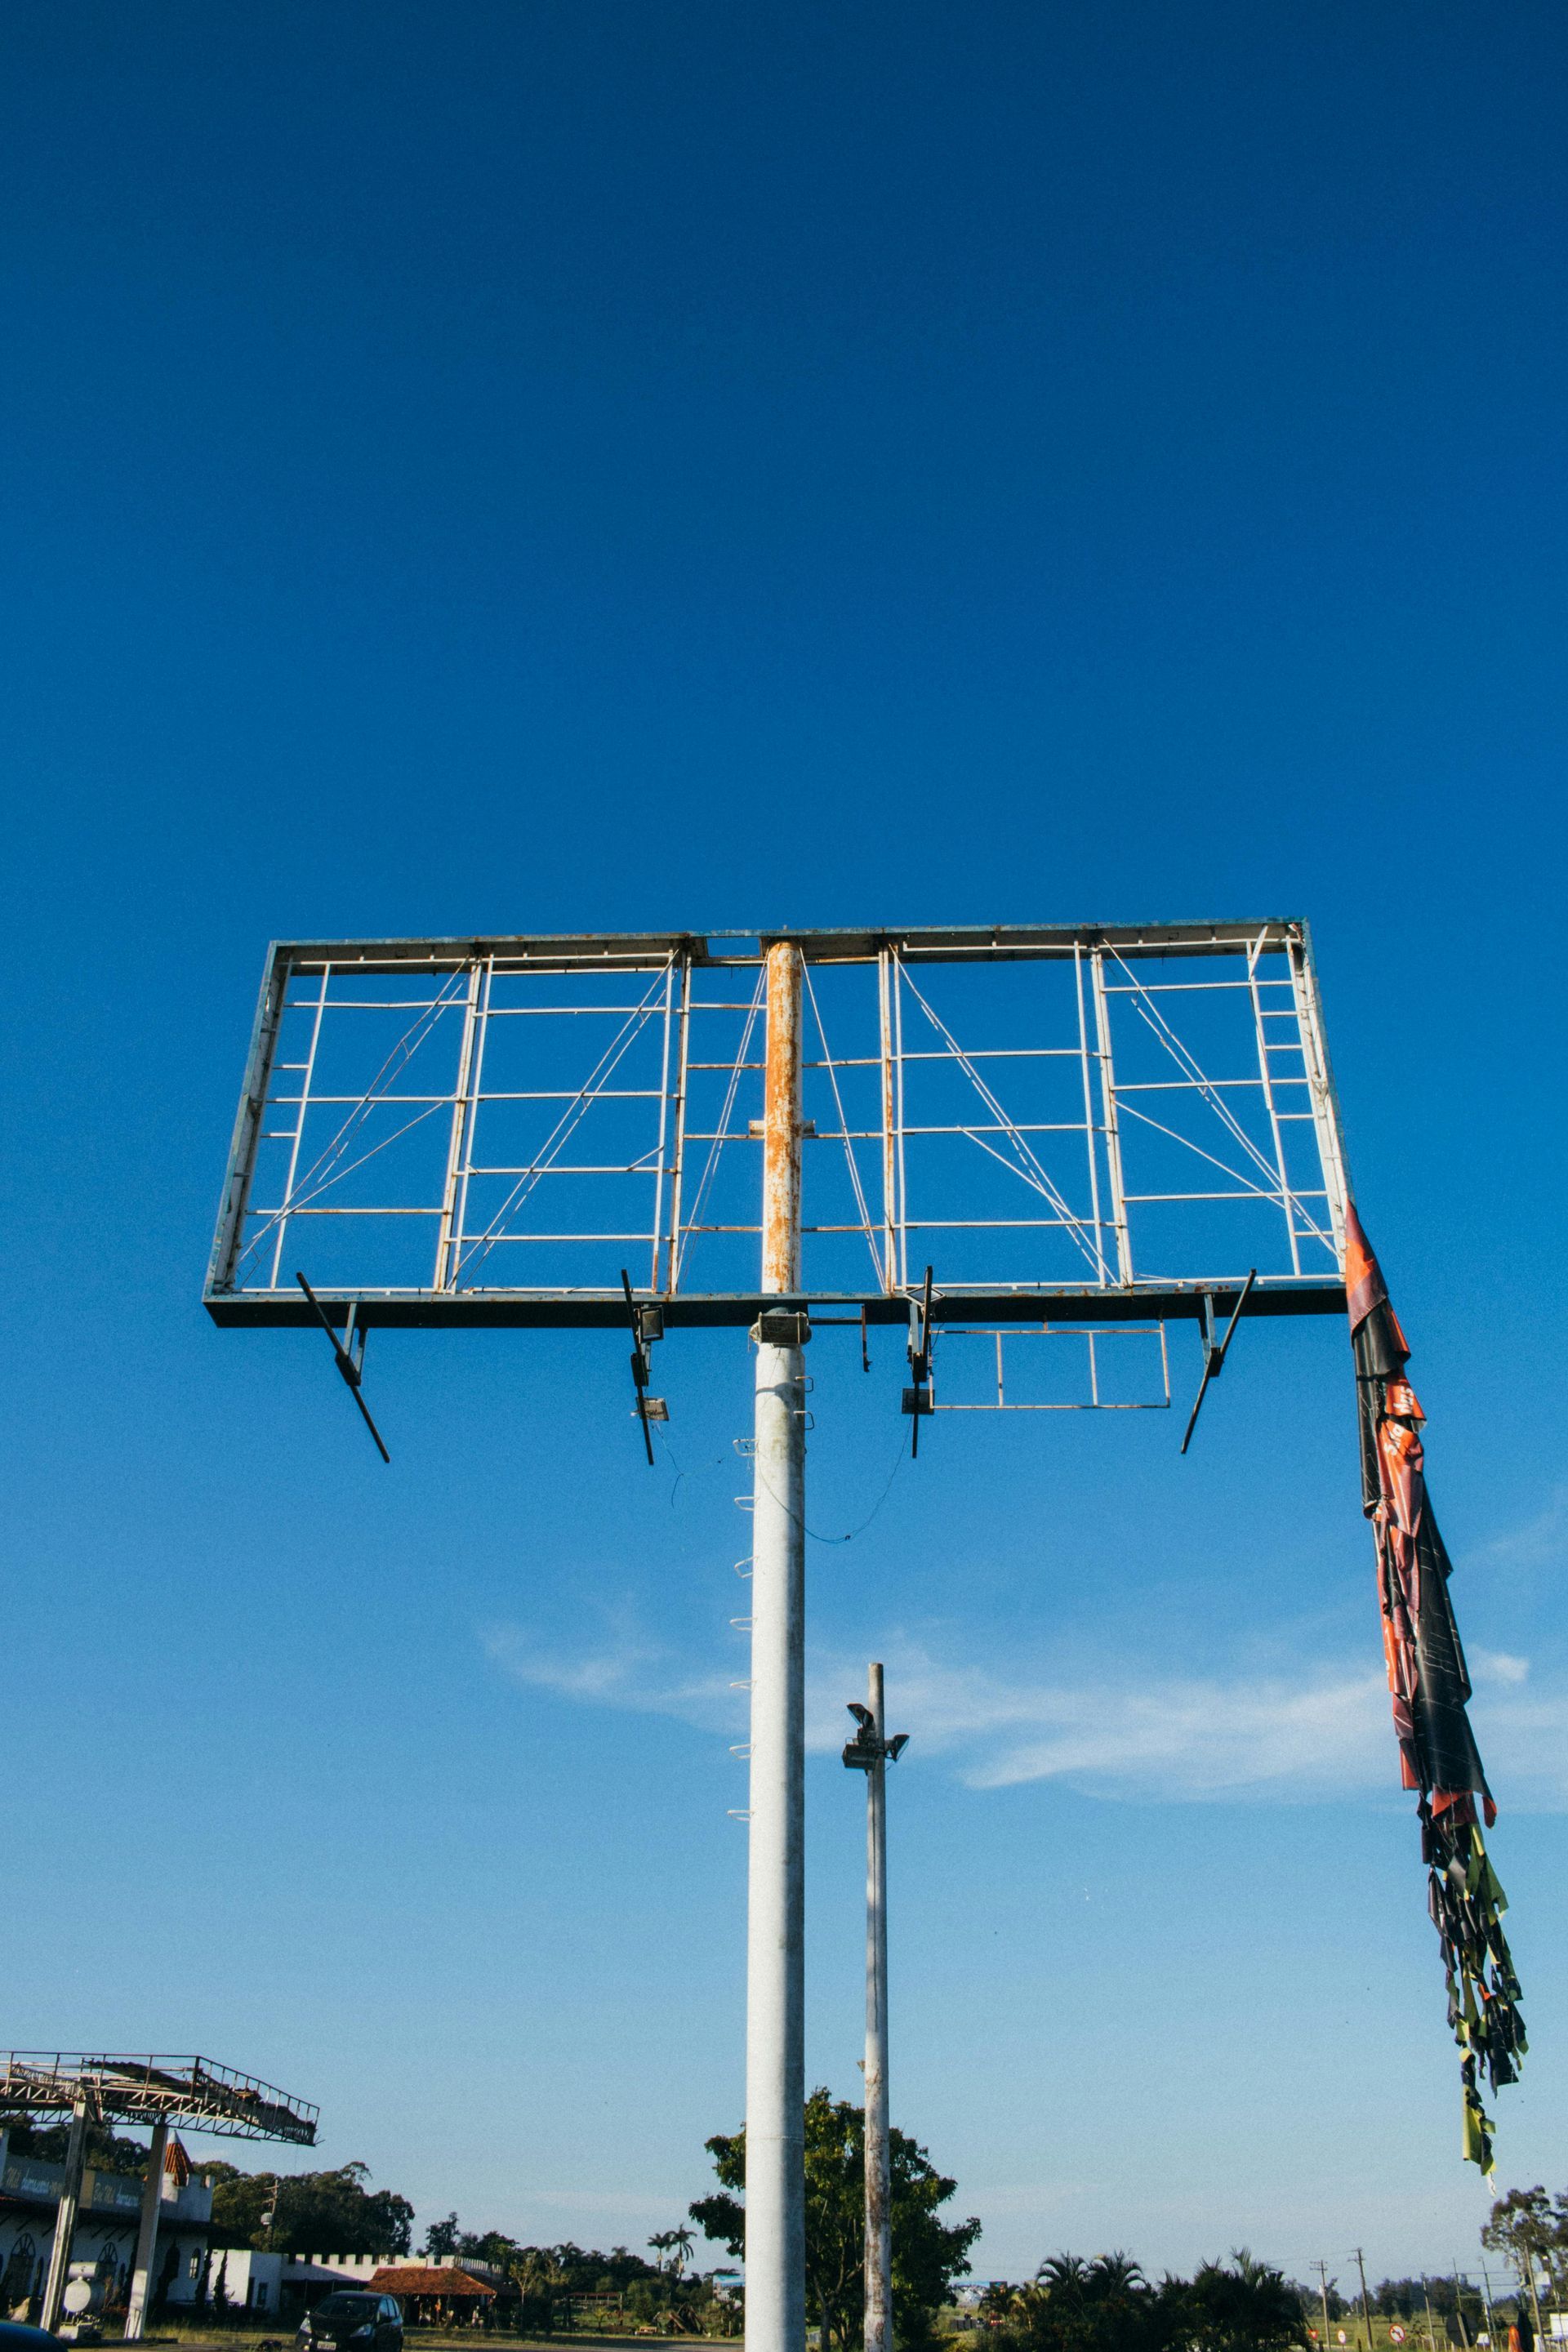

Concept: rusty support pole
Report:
left=746, top=939, right=806, bottom=2352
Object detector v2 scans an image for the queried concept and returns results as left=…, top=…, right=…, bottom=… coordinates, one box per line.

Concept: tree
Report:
left=207, top=2162, right=414, bottom=2256
left=424, top=2213, right=463, bottom=2261
left=152, top=2245, right=179, bottom=2319
left=1484, top=2190, right=1568, bottom=2317
left=1374, top=2280, right=1485, bottom=2336
left=690, top=2086, right=981, bottom=2352
left=996, top=2248, right=1305, bottom=2352
left=459, top=2230, right=525, bottom=2272
left=1011, top=2247, right=1168, bottom=2352
left=3, top=2122, right=146, bottom=2176
left=1171, top=2252, right=1310, bottom=2352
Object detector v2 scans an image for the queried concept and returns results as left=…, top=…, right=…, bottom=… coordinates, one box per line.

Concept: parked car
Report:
left=0, top=2327, right=65, bottom=2351
left=297, top=2294, right=403, bottom=2352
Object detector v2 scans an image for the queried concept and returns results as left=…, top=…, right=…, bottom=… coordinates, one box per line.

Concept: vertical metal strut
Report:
left=746, top=941, right=807, bottom=2352
left=39, top=2092, right=91, bottom=2334
left=123, top=2118, right=170, bottom=2341
left=862, top=1662, right=893, bottom=2352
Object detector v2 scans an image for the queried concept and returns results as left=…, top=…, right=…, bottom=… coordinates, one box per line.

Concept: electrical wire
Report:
left=751, top=1426, right=911, bottom=1544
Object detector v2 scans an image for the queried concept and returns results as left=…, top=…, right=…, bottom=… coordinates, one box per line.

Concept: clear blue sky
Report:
left=2, top=0, right=1566, bottom=2294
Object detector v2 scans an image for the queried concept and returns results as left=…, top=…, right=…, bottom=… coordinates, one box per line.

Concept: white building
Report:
left=0, top=2132, right=212, bottom=2322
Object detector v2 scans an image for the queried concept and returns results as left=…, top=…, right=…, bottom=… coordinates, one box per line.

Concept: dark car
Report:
left=0, top=2328, right=65, bottom=2351
left=298, top=2293, right=402, bottom=2352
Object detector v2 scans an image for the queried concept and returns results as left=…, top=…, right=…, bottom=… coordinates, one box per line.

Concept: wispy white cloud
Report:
left=483, top=1621, right=737, bottom=1730
left=1466, top=1487, right=1568, bottom=1575
left=486, top=1616, right=1568, bottom=1811
left=1471, top=1648, right=1530, bottom=1687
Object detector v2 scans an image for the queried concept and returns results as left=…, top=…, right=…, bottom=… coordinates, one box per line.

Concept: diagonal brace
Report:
left=295, top=1272, right=391, bottom=1463
left=1179, top=1267, right=1257, bottom=1454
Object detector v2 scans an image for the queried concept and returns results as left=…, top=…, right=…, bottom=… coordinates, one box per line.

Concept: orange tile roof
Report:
left=368, top=2267, right=497, bottom=2299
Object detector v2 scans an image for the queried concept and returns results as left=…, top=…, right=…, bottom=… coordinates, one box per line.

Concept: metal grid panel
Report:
left=206, top=923, right=1349, bottom=1328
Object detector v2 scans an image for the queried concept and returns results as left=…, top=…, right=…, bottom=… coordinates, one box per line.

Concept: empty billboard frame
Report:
left=204, top=920, right=1351, bottom=1334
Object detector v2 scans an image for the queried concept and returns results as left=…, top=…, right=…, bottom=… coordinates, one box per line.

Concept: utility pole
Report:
left=1424, top=2280, right=1441, bottom=2352
left=746, top=940, right=808, bottom=2352
left=1453, top=2270, right=1472, bottom=2352
left=844, top=1664, right=909, bottom=2352
left=1525, top=2265, right=1546, bottom=2352
left=1479, top=2263, right=1499, bottom=2347
left=40, top=2094, right=91, bottom=2335
left=1356, top=2248, right=1376, bottom=2352
left=1314, top=2262, right=1336, bottom=2352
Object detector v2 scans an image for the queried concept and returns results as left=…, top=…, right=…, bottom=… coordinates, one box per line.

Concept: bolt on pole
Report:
left=746, top=939, right=807, bottom=2352
left=863, top=1663, right=893, bottom=2352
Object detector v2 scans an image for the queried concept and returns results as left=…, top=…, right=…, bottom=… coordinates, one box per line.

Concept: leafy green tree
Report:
left=152, top=2245, right=179, bottom=2318
left=423, top=2212, right=463, bottom=2260
left=1169, top=2252, right=1310, bottom=2352
left=1011, top=2248, right=1169, bottom=2352
left=1372, top=2280, right=1484, bottom=2336
left=2, top=2122, right=146, bottom=2176
left=997, top=2248, right=1305, bottom=2352
left=207, top=2161, right=413, bottom=2255
left=690, top=2086, right=980, bottom=2352
left=1484, top=2190, right=1568, bottom=2314
left=458, top=2230, right=524, bottom=2271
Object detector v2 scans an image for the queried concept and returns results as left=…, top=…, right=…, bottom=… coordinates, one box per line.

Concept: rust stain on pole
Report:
left=762, top=940, right=804, bottom=1294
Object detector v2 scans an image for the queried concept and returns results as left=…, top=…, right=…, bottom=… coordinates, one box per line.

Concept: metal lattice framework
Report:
left=0, top=2053, right=318, bottom=2144
left=205, top=920, right=1350, bottom=1335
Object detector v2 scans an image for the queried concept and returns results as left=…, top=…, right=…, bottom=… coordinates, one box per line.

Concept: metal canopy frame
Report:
left=204, top=920, right=1351, bottom=1333
left=0, top=2053, right=318, bottom=2144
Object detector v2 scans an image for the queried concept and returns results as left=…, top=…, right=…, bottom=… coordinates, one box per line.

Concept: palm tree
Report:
left=1037, top=2257, right=1091, bottom=2296
left=648, top=2234, right=677, bottom=2277
left=671, top=2229, right=695, bottom=2281
left=1186, top=2251, right=1308, bottom=2352
left=1088, top=2255, right=1146, bottom=2299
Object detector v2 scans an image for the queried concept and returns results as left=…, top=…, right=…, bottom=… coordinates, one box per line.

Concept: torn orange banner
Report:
left=1346, top=1203, right=1523, bottom=2172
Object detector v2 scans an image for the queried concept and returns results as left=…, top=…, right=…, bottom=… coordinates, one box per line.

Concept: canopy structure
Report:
left=0, top=2053, right=318, bottom=2145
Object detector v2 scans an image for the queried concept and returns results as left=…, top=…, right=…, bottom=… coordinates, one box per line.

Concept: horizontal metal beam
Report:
left=261, top=920, right=1305, bottom=978
left=206, top=1275, right=1343, bottom=1331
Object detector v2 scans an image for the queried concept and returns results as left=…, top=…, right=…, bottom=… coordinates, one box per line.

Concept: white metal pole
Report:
left=123, top=2120, right=170, bottom=2341
left=747, top=940, right=806, bottom=2352
left=864, top=1662, right=893, bottom=2352
left=40, top=2094, right=91, bottom=2334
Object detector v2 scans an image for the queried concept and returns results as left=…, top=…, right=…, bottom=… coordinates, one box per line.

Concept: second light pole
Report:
left=844, top=1664, right=909, bottom=2352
